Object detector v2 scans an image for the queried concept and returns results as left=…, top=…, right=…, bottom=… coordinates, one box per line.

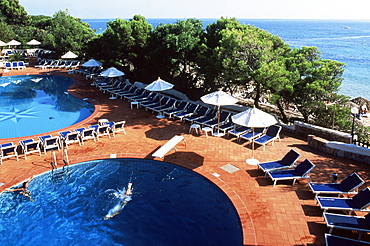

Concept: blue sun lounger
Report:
left=317, top=187, right=370, bottom=214
left=325, top=234, right=370, bottom=246
left=324, top=212, right=370, bottom=240
left=253, top=125, right=282, bottom=150
left=74, top=127, right=97, bottom=144
left=59, top=130, right=81, bottom=148
left=163, top=101, right=188, bottom=118
left=19, top=139, right=41, bottom=160
left=228, top=126, right=251, bottom=140
left=104, top=121, right=126, bottom=137
left=258, top=149, right=301, bottom=176
left=239, top=127, right=265, bottom=142
left=0, top=142, right=19, bottom=164
left=89, top=124, right=110, bottom=140
left=267, top=159, right=315, bottom=187
left=173, top=103, right=198, bottom=121
left=38, top=135, right=61, bottom=154
left=309, top=172, right=364, bottom=198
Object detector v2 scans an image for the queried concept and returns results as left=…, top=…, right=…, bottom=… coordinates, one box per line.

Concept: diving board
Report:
left=152, top=135, right=186, bottom=158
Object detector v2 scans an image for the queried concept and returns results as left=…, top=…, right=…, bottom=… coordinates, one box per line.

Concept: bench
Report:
left=152, top=135, right=186, bottom=158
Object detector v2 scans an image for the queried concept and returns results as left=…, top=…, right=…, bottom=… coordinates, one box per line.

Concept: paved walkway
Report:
left=1, top=66, right=370, bottom=245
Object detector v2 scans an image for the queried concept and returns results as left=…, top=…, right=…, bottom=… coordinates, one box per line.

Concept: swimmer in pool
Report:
left=104, top=183, right=133, bottom=220
left=5, top=175, right=35, bottom=201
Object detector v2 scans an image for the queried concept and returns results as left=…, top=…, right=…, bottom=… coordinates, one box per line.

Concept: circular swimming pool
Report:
left=0, top=75, right=94, bottom=139
left=0, top=158, right=243, bottom=246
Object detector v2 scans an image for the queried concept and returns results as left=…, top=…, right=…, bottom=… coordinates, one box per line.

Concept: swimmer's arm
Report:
left=5, top=188, right=24, bottom=192
left=125, top=183, right=133, bottom=196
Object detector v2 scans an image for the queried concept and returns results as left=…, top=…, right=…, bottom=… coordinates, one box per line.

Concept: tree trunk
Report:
left=276, top=101, right=288, bottom=123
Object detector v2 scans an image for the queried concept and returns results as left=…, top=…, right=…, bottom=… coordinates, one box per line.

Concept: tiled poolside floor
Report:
left=1, top=65, right=370, bottom=245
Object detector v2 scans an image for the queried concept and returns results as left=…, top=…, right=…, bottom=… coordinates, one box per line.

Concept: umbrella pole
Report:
left=245, top=128, right=259, bottom=165
left=251, top=128, right=255, bottom=159
left=156, top=92, right=165, bottom=119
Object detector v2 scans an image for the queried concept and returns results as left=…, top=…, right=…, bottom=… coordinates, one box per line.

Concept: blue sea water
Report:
left=83, top=18, right=370, bottom=100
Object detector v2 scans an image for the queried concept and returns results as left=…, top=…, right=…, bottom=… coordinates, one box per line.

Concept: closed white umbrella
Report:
left=145, top=77, right=174, bottom=118
left=201, top=90, right=238, bottom=136
left=61, top=51, right=78, bottom=59
left=232, top=107, right=277, bottom=164
left=82, top=59, right=102, bottom=67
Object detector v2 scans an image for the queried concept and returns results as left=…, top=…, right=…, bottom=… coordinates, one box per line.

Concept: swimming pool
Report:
left=0, top=158, right=243, bottom=246
left=0, top=75, right=94, bottom=139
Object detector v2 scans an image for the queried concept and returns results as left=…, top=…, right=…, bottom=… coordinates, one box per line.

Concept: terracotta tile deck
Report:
left=1, top=65, right=370, bottom=245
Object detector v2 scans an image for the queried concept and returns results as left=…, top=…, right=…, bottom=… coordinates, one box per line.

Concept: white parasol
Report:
left=232, top=107, right=277, bottom=165
left=99, top=67, right=124, bottom=77
left=82, top=59, right=102, bottom=67
left=61, top=51, right=78, bottom=59
left=145, top=77, right=174, bottom=118
left=99, top=67, right=125, bottom=99
left=7, top=39, right=21, bottom=47
left=201, top=90, right=238, bottom=136
left=27, top=39, right=41, bottom=46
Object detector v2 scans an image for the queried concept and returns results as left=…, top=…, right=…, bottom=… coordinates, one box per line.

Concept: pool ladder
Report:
left=50, top=148, right=71, bottom=182
left=50, top=147, right=69, bottom=169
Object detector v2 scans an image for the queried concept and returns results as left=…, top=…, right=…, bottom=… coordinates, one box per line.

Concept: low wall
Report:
left=308, top=135, right=370, bottom=164
left=291, top=121, right=352, bottom=143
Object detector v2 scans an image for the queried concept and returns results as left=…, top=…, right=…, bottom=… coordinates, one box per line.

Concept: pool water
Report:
left=0, top=75, right=94, bottom=139
left=0, top=159, right=243, bottom=246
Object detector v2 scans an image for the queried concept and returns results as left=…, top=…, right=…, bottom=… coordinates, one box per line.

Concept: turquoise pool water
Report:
left=0, top=158, right=243, bottom=245
left=0, top=75, right=94, bottom=139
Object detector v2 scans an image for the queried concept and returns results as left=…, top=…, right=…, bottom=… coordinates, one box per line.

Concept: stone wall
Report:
left=308, top=135, right=370, bottom=164
left=292, top=121, right=352, bottom=143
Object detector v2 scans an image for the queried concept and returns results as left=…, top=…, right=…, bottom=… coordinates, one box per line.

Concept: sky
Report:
left=19, top=0, right=370, bottom=20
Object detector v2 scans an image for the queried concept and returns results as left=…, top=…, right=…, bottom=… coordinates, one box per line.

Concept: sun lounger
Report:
left=203, top=111, right=231, bottom=129
left=173, top=103, right=198, bottom=121
left=59, top=130, right=81, bottom=148
left=324, top=213, right=370, bottom=240
left=74, top=127, right=97, bottom=144
left=152, top=135, right=186, bottom=158
left=17, top=61, right=26, bottom=70
left=193, top=109, right=218, bottom=125
left=12, top=62, right=19, bottom=70
left=5, top=62, right=12, bottom=70
left=216, top=121, right=235, bottom=135
left=144, top=97, right=169, bottom=110
left=163, top=101, right=188, bottom=118
left=38, top=135, right=61, bottom=154
left=309, top=172, right=364, bottom=198
left=254, top=125, right=282, bottom=150
left=228, top=126, right=251, bottom=140
left=317, top=187, right=370, bottom=214
left=104, top=121, right=126, bottom=137
left=183, top=106, right=209, bottom=123
left=325, top=234, right=370, bottom=246
left=19, top=139, right=41, bottom=160
left=149, top=98, right=177, bottom=113
left=0, top=142, right=19, bottom=165
left=258, top=149, right=301, bottom=176
left=89, top=124, right=110, bottom=140
left=267, top=159, right=315, bottom=187
left=238, top=127, right=265, bottom=142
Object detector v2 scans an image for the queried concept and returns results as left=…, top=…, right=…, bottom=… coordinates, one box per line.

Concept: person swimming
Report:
left=104, top=183, right=132, bottom=220
left=5, top=175, right=35, bottom=201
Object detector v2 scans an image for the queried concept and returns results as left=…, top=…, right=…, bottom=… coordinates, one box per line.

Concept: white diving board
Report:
left=152, top=135, right=186, bottom=158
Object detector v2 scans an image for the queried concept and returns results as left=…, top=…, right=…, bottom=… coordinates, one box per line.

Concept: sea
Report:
left=83, top=18, right=370, bottom=100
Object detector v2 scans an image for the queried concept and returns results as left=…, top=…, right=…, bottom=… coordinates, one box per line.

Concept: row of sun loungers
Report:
left=257, top=149, right=370, bottom=244
left=35, top=59, right=80, bottom=70
left=0, top=121, right=126, bottom=163
left=5, top=61, right=26, bottom=70
left=92, top=78, right=283, bottom=150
